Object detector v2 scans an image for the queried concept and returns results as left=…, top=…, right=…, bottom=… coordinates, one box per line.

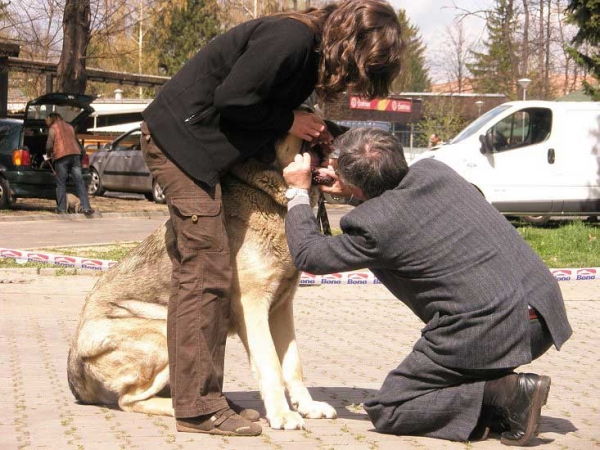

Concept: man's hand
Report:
left=289, top=110, right=325, bottom=142
left=316, top=166, right=365, bottom=201
left=283, top=153, right=312, bottom=189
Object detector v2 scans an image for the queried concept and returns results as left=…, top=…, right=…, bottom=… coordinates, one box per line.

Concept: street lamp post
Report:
left=475, top=100, right=484, bottom=117
left=518, top=78, right=532, bottom=101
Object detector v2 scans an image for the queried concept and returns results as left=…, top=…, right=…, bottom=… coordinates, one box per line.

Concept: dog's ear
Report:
left=324, top=120, right=349, bottom=138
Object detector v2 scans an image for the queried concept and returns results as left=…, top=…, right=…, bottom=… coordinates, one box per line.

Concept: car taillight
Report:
left=12, top=149, right=31, bottom=167
left=81, top=152, right=90, bottom=169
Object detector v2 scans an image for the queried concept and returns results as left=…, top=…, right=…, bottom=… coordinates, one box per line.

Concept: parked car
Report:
left=413, top=101, right=600, bottom=223
left=0, top=93, right=93, bottom=209
left=88, top=127, right=165, bottom=203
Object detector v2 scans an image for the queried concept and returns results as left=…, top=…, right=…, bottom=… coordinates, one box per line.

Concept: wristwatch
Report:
left=285, top=188, right=310, bottom=200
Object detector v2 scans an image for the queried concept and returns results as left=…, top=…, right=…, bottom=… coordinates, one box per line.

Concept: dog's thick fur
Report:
left=67, top=134, right=336, bottom=430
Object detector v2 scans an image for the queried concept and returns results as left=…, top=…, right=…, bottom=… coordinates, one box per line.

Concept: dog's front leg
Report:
left=269, top=299, right=337, bottom=420
left=237, top=309, right=305, bottom=430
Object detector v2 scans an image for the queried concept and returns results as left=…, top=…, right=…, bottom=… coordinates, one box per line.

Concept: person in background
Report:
left=429, top=132, right=441, bottom=148
left=282, top=127, right=572, bottom=446
left=140, top=0, right=403, bottom=437
left=45, top=113, right=94, bottom=215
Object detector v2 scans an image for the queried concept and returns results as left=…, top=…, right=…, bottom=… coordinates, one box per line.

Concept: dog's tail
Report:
left=67, top=335, right=116, bottom=405
left=67, top=344, right=92, bottom=404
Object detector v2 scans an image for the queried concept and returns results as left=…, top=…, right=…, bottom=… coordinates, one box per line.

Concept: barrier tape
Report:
left=1, top=247, right=598, bottom=284
left=0, top=247, right=116, bottom=271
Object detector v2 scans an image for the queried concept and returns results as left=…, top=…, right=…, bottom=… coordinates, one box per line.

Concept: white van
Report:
left=414, top=101, right=600, bottom=221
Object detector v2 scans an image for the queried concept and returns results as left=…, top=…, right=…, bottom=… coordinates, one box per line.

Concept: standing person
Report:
left=45, top=113, right=94, bottom=215
left=140, top=0, right=403, bottom=437
left=282, top=128, right=572, bottom=446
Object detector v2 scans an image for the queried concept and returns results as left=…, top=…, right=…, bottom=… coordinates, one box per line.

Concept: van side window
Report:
left=488, top=108, right=552, bottom=152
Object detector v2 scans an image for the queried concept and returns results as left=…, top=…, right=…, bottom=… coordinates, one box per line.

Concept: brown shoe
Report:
left=227, top=398, right=261, bottom=422
left=176, top=407, right=262, bottom=436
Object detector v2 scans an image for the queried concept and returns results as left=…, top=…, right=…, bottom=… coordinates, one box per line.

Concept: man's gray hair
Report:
left=334, top=127, right=408, bottom=199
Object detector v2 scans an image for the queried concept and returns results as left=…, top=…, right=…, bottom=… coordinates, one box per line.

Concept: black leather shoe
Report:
left=499, top=373, right=551, bottom=446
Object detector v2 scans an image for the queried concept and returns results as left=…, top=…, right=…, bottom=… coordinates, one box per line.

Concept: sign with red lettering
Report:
left=349, top=96, right=412, bottom=113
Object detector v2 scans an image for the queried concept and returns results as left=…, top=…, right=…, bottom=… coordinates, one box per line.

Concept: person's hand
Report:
left=283, top=153, right=312, bottom=189
left=289, top=110, right=325, bottom=142
left=311, top=127, right=335, bottom=156
left=316, top=166, right=365, bottom=201
left=315, top=166, right=350, bottom=197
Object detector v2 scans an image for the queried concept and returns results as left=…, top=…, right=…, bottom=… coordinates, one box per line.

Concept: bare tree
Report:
left=442, top=20, right=473, bottom=93
left=521, top=0, right=530, bottom=75
left=56, top=0, right=91, bottom=93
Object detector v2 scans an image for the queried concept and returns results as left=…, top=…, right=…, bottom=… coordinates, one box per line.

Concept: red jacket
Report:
left=47, top=119, right=81, bottom=160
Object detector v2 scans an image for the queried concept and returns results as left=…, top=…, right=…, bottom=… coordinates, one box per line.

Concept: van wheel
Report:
left=522, top=215, right=551, bottom=225
left=0, top=177, right=13, bottom=209
left=88, top=168, right=105, bottom=196
left=152, top=179, right=166, bottom=204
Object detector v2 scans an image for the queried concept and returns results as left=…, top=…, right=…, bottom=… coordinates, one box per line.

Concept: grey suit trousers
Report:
left=364, top=316, right=553, bottom=441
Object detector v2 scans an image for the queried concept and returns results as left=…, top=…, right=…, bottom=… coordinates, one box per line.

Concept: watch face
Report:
left=285, top=188, right=308, bottom=200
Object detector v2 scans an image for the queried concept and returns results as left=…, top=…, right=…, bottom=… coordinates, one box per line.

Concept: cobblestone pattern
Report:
left=0, top=269, right=598, bottom=449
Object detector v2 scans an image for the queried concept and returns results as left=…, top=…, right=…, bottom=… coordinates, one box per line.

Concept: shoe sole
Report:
left=501, top=375, right=551, bottom=446
left=176, top=422, right=261, bottom=437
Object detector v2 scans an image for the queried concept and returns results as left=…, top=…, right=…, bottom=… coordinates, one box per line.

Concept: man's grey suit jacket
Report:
left=286, top=159, right=572, bottom=370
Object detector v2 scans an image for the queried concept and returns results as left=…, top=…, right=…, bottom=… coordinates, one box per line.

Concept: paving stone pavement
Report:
left=0, top=268, right=598, bottom=450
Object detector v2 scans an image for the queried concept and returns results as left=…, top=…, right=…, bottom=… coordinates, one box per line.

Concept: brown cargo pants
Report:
left=140, top=121, right=231, bottom=418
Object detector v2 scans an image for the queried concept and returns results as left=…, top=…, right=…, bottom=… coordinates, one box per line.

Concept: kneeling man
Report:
left=282, top=128, right=572, bottom=446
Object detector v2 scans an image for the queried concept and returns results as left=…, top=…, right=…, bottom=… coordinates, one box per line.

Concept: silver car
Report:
left=88, top=127, right=165, bottom=203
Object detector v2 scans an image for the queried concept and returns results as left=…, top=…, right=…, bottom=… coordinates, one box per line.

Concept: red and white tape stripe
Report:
left=1, top=247, right=598, bottom=284
left=301, top=268, right=600, bottom=285
left=0, top=247, right=117, bottom=271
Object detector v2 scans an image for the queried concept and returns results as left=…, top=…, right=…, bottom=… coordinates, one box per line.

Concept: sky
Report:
left=389, top=0, right=494, bottom=83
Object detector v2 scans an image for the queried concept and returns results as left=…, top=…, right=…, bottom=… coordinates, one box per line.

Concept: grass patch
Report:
left=335, top=219, right=599, bottom=268
left=511, top=219, right=599, bottom=268
left=1, top=219, right=598, bottom=270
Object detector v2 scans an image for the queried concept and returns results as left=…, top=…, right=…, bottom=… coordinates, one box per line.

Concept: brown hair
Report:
left=45, top=112, right=64, bottom=126
left=277, top=0, right=403, bottom=101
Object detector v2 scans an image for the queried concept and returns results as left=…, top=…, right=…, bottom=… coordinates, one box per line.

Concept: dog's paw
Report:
left=296, top=400, right=337, bottom=419
left=267, top=410, right=305, bottom=430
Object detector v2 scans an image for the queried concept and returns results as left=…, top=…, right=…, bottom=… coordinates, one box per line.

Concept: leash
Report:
left=300, top=141, right=331, bottom=236
left=43, top=156, right=57, bottom=176
left=317, top=193, right=331, bottom=236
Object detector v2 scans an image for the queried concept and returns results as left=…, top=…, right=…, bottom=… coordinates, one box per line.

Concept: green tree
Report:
left=146, top=0, right=220, bottom=76
left=566, top=0, right=600, bottom=100
left=467, top=0, right=520, bottom=97
left=391, top=9, right=430, bottom=93
left=416, top=97, right=470, bottom=146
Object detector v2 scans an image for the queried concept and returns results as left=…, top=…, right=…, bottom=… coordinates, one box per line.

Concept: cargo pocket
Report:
left=169, top=197, right=223, bottom=252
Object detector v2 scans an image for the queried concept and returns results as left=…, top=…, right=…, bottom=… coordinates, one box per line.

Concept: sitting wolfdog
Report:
left=67, top=133, right=337, bottom=430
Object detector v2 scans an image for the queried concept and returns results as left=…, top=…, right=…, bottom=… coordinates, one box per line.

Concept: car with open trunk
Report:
left=0, top=93, right=93, bottom=209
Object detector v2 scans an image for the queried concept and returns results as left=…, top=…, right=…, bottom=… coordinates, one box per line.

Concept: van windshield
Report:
left=449, top=104, right=512, bottom=144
